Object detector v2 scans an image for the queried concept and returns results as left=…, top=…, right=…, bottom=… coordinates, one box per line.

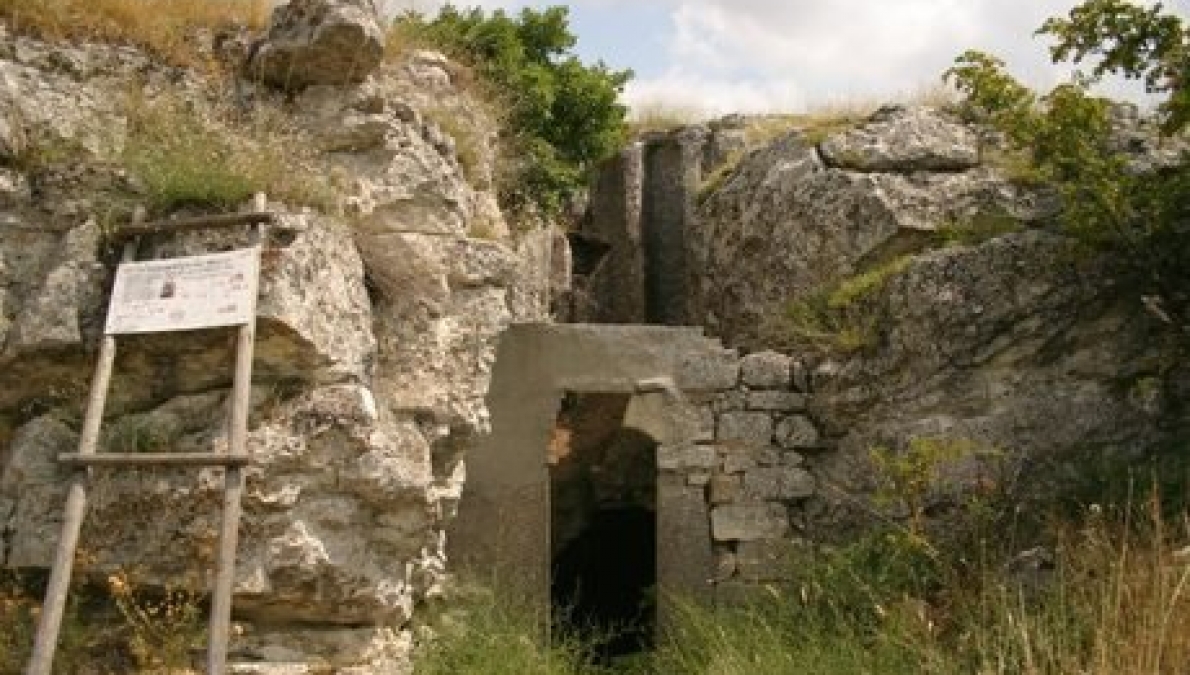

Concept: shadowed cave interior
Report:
left=549, top=392, right=658, bottom=662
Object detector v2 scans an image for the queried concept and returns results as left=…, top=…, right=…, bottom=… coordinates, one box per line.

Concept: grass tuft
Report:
left=415, top=585, right=600, bottom=675
left=121, top=92, right=334, bottom=215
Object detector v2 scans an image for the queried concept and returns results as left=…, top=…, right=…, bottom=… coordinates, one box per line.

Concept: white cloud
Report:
left=399, top=0, right=1188, bottom=113
left=624, top=71, right=808, bottom=116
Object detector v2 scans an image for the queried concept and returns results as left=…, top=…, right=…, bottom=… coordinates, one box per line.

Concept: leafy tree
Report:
left=397, top=6, right=631, bottom=216
left=946, top=0, right=1189, bottom=334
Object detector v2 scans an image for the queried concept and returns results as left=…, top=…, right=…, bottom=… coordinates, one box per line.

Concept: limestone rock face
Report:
left=687, top=104, right=1190, bottom=543
left=249, top=0, right=385, bottom=90
left=820, top=105, right=980, bottom=172
left=798, top=231, right=1190, bottom=537
left=692, top=109, right=1055, bottom=349
left=0, top=32, right=548, bottom=673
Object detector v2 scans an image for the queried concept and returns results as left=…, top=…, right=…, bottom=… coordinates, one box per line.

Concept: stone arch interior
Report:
left=548, top=391, right=658, bottom=662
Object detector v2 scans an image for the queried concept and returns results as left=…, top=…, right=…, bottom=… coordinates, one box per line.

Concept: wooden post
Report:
left=25, top=230, right=140, bottom=675
left=207, top=195, right=266, bottom=675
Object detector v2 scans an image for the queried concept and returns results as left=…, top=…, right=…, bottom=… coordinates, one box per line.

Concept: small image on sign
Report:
left=104, top=247, right=261, bottom=335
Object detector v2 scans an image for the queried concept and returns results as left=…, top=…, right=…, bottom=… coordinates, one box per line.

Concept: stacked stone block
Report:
left=660, top=349, right=834, bottom=595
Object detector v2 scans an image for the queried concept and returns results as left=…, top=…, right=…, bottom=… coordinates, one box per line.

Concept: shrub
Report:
left=392, top=6, right=631, bottom=216
left=946, top=0, right=1190, bottom=333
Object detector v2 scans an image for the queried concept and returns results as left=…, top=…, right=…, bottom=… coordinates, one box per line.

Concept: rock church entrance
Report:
left=548, top=393, right=657, bottom=660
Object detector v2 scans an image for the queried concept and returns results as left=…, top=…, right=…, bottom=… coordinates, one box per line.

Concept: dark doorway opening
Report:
left=549, top=393, right=657, bottom=662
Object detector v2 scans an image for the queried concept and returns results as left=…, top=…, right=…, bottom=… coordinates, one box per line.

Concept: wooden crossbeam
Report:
left=27, top=198, right=269, bottom=675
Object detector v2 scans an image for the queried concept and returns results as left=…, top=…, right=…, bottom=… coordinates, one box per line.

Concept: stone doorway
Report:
left=549, top=392, right=657, bottom=660
left=449, top=324, right=739, bottom=636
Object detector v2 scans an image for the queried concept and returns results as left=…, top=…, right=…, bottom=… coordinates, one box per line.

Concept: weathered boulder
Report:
left=691, top=116, right=1054, bottom=349
left=249, top=0, right=385, bottom=90
left=820, top=105, right=981, bottom=172
left=798, top=231, right=1190, bottom=538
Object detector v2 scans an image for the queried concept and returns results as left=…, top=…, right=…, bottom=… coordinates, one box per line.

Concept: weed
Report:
left=774, top=255, right=915, bottom=354
left=627, top=103, right=707, bottom=135
left=0, top=571, right=39, bottom=674
left=105, top=414, right=173, bottom=454
left=871, top=436, right=985, bottom=536
left=123, top=95, right=257, bottom=212
left=108, top=570, right=204, bottom=671
left=697, top=149, right=744, bottom=204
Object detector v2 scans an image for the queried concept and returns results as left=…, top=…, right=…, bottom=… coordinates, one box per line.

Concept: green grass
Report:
left=769, top=255, right=916, bottom=354
left=121, top=93, right=334, bottom=215
left=415, top=480, right=1190, bottom=675
left=935, top=211, right=1026, bottom=247
left=414, top=585, right=601, bottom=675
left=826, top=255, right=915, bottom=310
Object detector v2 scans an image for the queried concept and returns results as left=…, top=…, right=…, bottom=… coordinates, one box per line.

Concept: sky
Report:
left=384, top=0, right=1190, bottom=117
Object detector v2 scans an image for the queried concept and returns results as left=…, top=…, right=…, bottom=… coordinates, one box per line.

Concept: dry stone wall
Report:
left=671, top=350, right=837, bottom=596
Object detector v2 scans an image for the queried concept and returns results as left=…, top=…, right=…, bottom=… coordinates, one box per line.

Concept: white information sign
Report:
left=104, top=247, right=261, bottom=335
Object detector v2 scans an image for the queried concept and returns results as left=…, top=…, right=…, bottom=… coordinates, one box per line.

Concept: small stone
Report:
left=658, top=444, right=719, bottom=471
left=708, top=474, right=742, bottom=505
left=677, top=350, right=741, bottom=391
left=718, top=411, right=773, bottom=446
left=746, top=391, right=807, bottom=412
left=755, top=445, right=782, bottom=466
left=791, top=360, right=811, bottom=393
left=740, top=350, right=792, bottom=389
left=687, top=471, right=711, bottom=487
left=713, top=391, right=746, bottom=413
left=720, top=447, right=755, bottom=474
left=744, top=466, right=816, bottom=501
left=775, top=415, right=820, bottom=449
left=711, top=503, right=789, bottom=541
left=714, top=547, right=738, bottom=580
left=781, top=450, right=806, bottom=467
left=695, top=406, right=716, bottom=442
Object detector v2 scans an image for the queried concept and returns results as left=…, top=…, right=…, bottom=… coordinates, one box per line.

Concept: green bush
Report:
left=393, top=6, right=631, bottom=217
left=946, top=0, right=1190, bottom=332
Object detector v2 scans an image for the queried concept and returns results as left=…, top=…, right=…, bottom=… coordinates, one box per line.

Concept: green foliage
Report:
left=394, top=6, right=631, bottom=216
left=826, top=255, right=914, bottom=310
left=1040, top=0, right=1190, bottom=134
left=647, top=487, right=1190, bottom=675
left=871, top=437, right=985, bottom=536
left=946, top=1, right=1190, bottom=332
left=105, top=414, right=174, bottom=454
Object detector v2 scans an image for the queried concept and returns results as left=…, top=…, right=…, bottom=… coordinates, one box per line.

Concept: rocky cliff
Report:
left=0, top=2, right=559, bottom=670
left=578, top=104, right=1189, bottom=547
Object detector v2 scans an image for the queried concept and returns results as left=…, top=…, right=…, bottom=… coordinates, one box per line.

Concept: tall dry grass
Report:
left=0, top=0, right=269, bottom=68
